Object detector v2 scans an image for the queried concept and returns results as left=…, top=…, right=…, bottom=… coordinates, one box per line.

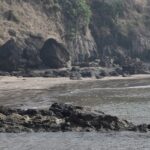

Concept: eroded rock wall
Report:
left=0, top=0, right=98, bottom=70
left=0, top=0, right=150, bottom=71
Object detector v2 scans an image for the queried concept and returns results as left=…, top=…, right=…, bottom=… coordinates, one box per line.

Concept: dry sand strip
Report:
left=0, top=74, right=150, bottom=90
left=0, top=77, right=76, bottom=90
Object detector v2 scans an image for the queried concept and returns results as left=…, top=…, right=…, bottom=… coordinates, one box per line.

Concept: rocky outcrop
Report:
left=0, top=0, right=98, bottom=67
left=0, top=35, right=44, bottom=71
left=0, top=37, right=71, bottom=71
left=0, top=103, right=149, bottom=133
left=0, top=39, right=23, bottom=71
left=40, top=38, right=70, bottom=68
left=122, top=57, right=146, bottom=74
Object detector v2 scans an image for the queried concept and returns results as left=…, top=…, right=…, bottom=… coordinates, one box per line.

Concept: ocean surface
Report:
left=0, top=77, right=150, bottom=150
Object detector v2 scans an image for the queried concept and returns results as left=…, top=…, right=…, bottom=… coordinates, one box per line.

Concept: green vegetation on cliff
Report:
left=91, top=0, right=123, bottom=27
left=90, top=0, right=125, bottom=58
left=58, top=0, right=91, bottom=37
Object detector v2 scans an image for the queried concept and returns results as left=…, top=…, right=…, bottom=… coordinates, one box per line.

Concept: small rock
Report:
left=70, top=72, right=81, bottom=80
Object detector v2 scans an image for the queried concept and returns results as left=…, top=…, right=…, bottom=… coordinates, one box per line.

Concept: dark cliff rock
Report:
left=40, top=38, right=70, bottom=68
left=0, top=39, right=22, bottom=71
left=89, top=0, right=150, bottom=66
left=0, top=35, right=44, bottom=71
left=0, top=37, right=71, bottom=71
left=21, top=34, right=44, bottom=68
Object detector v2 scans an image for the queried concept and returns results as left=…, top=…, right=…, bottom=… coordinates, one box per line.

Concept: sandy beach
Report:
left=0, top=74, right=150, bottom=90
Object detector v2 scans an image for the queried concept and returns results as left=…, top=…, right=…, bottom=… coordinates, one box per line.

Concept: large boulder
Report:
left=122, top=57, right=146, bottom=74
left=0, top=35, right=44, bottom=71
left=0, top=39, right=23, bottom=71
left=40, top=38, right=70, bottom=68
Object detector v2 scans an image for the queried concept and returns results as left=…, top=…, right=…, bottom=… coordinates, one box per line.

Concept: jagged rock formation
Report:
left=0, top=0, right=150, bottom=71
left=0, top=103, right=149, bottom=133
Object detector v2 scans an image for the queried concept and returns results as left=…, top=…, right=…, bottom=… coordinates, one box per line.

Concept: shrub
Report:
left=58, top=0, right=91, bottom=36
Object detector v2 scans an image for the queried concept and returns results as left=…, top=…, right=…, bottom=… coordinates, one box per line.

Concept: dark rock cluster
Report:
left=0, top=36, right=148, bottom=78
left=0, top=67, right=122, bottom=79
left=0, top=37, right=70, bottom=72
left=0, top=103, right=149, bottom=133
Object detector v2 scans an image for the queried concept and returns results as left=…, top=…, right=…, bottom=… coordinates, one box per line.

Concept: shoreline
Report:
left=0, top=74, right=150, bottom=90
left=0, top=75, right=150, bottom=133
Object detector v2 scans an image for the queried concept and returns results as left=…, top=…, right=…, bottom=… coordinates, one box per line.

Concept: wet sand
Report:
left=0, top=74, right=150, bottom=150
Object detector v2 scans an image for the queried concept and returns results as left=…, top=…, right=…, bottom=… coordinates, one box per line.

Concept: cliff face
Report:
left=0, top=0, right=97, bottom=67
left=0, top=0, right=150, bottom=70
left=90, top=0, right=150, bottom=63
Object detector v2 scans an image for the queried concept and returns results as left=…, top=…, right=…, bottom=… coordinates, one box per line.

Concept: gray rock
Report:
left=70, top=72, right=82, bottom=80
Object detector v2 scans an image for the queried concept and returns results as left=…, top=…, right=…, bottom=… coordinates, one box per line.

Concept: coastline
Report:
left=0, top=75, right=150, bottom=133
left=0, top=74, right=150, bottom=90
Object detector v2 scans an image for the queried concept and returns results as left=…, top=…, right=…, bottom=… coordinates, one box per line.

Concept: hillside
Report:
left=0, top=0, right=150, bottom=71
left=90, top=0, right=150, bottom=63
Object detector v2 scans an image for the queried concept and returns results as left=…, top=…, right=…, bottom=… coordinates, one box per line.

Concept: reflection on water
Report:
left=0, top=77, right=150, bottom=149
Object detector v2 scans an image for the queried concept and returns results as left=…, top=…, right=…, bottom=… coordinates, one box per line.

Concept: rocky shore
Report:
left=0, top=103, right=149, bottom=133
left=0, top=37, right=149, bottom=80
left=0, top=0, right=150, bottom=80
left=0, top=63, right=149, bottom=80
left=0, top=67, right=119, bottom=79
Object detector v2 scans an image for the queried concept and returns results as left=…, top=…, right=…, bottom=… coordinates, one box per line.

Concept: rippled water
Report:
left=0, top=77, right=150, bottom=149
left=0, top=132, right=150, bottom=150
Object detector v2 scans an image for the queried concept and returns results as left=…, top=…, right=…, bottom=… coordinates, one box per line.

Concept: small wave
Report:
left=90, top=85, right=150, bottom=91
left=60, top=85, right=150, bottom=96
